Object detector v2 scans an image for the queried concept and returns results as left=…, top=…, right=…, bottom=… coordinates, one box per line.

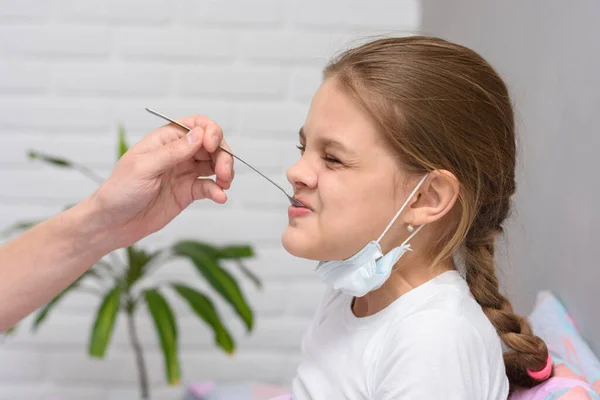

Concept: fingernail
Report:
left=187, top=129, right=198, bottom=144
left=212, top=135, right=220, bottom=147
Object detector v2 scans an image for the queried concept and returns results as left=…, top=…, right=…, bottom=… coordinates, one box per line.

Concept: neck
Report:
left=351, top=253, right=454, bottom=317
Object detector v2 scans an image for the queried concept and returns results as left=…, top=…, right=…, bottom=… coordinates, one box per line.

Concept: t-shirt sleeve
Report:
left=373, top=310, right=490, bottom=400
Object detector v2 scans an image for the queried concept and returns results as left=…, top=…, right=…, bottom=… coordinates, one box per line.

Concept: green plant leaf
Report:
left=33, top=268, right=100, bottom=331
left=172, top=241, right=254, bottom=331
left=27, top=151, right=73, bottom=168
left=33, top=295, right=65, bottom=331
left=216, top=245, right=255, bottom=259
left=210, top=245, right=260, bottom=288
left=234, top=261, right=262, bottom=290
left=85, top=268, right=104, bottom=280
left=118, top=124, right=128, bottom=159
left=144, top=289, right=180, bottom=385
left=171, top=284, right=235, bottom=354
left=126, top=246, right=154, bottom=289
left=89, top=287, right=121, bottom=358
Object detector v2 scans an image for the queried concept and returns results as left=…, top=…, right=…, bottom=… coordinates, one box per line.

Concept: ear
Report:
left=407, top=170, right=459, bottom=226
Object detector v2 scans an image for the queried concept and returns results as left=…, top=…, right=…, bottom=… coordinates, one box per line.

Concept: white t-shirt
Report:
left=292, top=270, right=509, bottom=400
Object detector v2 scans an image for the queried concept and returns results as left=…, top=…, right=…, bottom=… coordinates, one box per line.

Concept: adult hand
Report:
left=85, top=115, right=234, bottom=252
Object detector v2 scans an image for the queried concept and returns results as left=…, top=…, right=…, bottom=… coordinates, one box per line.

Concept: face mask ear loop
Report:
left=376, top=174, right=428, bottom=244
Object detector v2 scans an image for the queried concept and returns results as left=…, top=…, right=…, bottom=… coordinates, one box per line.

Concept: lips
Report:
left=293, top=196, right=313, bottom=211
left=288, top=196, right=313, bottom=219
left=288, top=205, right=311, bottom=219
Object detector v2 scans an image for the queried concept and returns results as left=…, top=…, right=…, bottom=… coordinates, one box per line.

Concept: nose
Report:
left=286, top=155, right=317, bottom=193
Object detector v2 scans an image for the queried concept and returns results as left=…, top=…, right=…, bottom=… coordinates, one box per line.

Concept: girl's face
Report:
left=282, top=78, right=417, bottom=261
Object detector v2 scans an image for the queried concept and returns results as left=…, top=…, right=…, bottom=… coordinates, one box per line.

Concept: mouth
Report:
left=288, top=205, right=311, bottom=219
left=288, top=196, right=313, bottom=219
left=292, top=196, right=313, bottom=211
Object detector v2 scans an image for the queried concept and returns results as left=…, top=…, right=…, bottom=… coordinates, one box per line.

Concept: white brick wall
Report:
left=0, top=1, right=421, bottom=398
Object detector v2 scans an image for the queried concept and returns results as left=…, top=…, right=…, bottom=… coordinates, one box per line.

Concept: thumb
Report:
left=143, top=127, right=205, bottom=176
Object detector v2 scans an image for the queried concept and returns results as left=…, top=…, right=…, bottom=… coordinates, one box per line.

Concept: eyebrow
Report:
left=299, top=127, right=355, bottom=155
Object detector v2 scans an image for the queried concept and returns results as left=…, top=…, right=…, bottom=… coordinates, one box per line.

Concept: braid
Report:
left=465, top=210, right=551, bottom=393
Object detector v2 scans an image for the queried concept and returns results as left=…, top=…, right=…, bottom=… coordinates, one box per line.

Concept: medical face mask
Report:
left=315, top=175, right=428, bottom=297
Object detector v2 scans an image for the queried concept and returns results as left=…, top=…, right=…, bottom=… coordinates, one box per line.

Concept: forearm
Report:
left=0, top=198, right=115, bottom=332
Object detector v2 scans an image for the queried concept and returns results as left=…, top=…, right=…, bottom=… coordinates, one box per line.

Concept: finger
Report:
left=193, top=148, right=211, bottom=162
left=203, top=121, right=223, bottom=153
left=131, top=123, right=187, bottom=154
left=190, top=122, right=224, bottom=161
left=214, top=157, right=233, bottom=189
left=141, top=126, right=205, bottom=177
left=216, top=176, right=232, bottom=190
left=179, top=160, right=215, bottom=178
left=212, top=139, right=234, bottom=189
left=192, top=178, right=227, bottom=204
left=178, top=115, right=220, bottom=132
left=215, top=150, right=234, bottom=189
left=134, top=114, right=224, bottom=154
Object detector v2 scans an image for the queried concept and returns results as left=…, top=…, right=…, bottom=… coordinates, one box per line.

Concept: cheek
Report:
left=280, top=174, right=355, bottom=260
left=281, top=170, right=399, bottom=260
left=317, top=174, right=395, bottom=255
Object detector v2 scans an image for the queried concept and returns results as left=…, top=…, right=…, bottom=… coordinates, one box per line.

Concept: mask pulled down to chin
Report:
left=315, top=174, right=428, bottom=297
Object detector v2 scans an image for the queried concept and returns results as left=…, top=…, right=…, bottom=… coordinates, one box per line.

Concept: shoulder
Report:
left=394, top=271, right=502, bottom=352
left=373, top=311, right=497, bottom=399
left=389, top=309, right=487, bottom=357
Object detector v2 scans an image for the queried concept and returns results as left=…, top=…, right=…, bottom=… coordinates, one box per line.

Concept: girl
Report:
left=281, top=36, right=551, bottom=399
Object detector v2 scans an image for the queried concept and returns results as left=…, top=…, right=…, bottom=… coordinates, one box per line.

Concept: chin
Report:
left=281, top=225, right=322, bottom=260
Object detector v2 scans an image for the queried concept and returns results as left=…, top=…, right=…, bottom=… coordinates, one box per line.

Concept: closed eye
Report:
left=297, top=144, right=342, bottom=165
left=323, top=155, right=341, bottom=164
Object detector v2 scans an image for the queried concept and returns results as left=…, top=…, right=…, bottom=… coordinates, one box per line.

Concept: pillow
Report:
left=510, top=291, right=600, bottom=399
left=184, top=381, right=290, bottom=400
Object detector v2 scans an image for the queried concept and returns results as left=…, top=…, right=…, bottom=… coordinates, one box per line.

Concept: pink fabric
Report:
left=188, top=381, right=217, bottom=396
left=186, top=381, right=290, bottom=399
left=509, top=291, right=600, bottom=399
left=510, top=377, right=595, bottom=400
left=254, top=384, right=291, bottom=399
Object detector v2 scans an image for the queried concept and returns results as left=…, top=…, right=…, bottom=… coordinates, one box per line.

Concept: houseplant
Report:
left=1, top=126, right=261, bottom=399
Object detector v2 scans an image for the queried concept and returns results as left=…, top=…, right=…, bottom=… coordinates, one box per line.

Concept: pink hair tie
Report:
left=527, top=354, right=552, bottom=380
